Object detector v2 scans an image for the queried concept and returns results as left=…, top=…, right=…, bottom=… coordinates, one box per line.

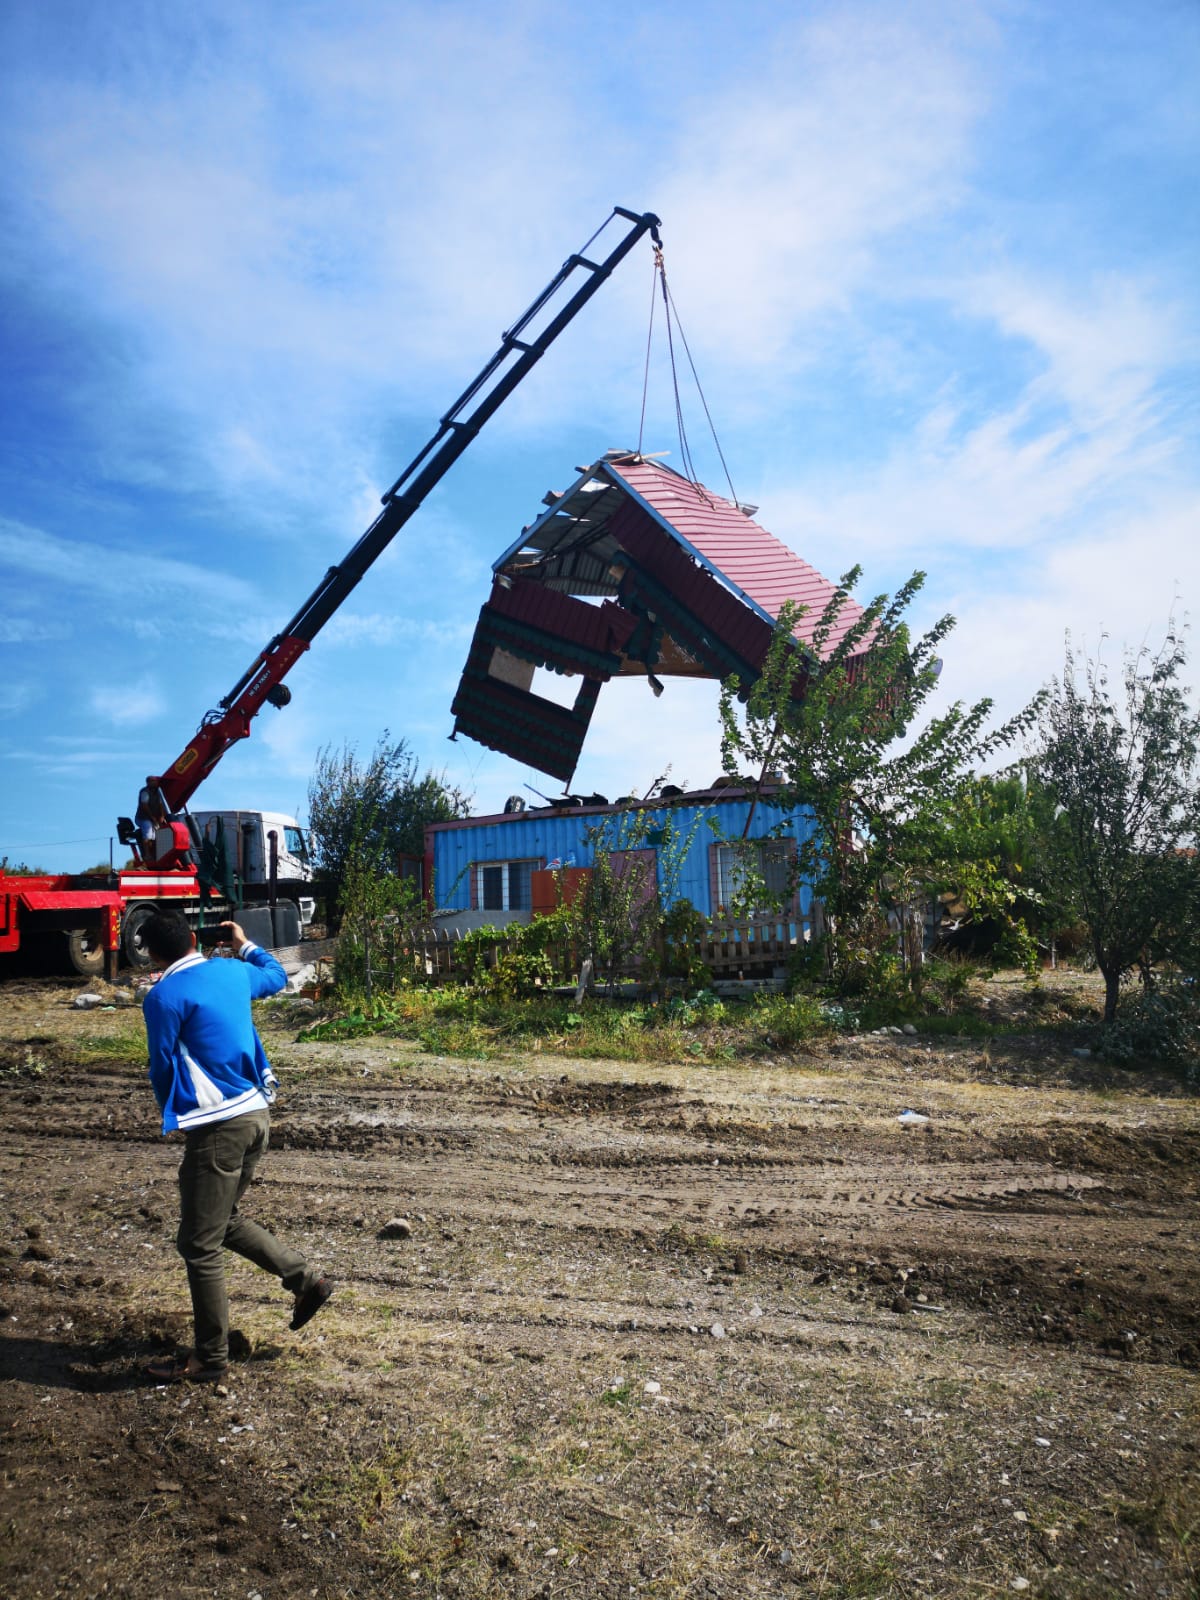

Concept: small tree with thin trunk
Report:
left=717, top=569, right=1040, bottom=993
left=1033, top=624, right=1200, bottom=1024
left=307, top=733, right=470, bottom=928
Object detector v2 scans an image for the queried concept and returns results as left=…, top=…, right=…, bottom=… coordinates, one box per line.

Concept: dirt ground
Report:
left=1, top=974, right=1198, bottom=1599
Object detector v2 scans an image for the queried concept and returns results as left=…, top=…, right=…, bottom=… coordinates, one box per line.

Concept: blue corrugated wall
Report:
left=429, top=797, right=818, bottom=915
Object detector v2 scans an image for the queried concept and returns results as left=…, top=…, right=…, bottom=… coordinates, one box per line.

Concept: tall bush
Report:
left=307, top=732, right=469, bottom=927
left=333, top=853, right=426, bottom=999
left=717, top=571, right=1040, bottom=994
left=1033, top=625, right=1200, bottom=1023
left=570, top=805, right=707, bottom=991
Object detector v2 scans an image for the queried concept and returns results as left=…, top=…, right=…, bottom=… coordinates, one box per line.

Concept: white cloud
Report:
left=0, top=518, right=261, bottom=607
left=965, top=270, right=1188, bottom=427
left=761, top=264, right=1193, bottom=585
left=652, top=4, right=988, bottom=368
left=751, top=262, right=1198, bottom=740
left=3, top=6, right=624, bottom=515
left=0, top=1, right=1000, bottom=517
left=89, top=688, right=166, bottom=727
left=321, top=612, right=472, bottom=648
left=936, top=492, right=1200, bottom=728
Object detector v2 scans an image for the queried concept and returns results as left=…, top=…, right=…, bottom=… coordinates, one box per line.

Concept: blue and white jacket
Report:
left=143, top=942, right=287, bottom=1133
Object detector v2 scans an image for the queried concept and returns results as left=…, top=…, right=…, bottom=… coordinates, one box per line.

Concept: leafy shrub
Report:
left=919, top=955, right=983, bottom=1013
left=751, top=990, right=830, bottom=1049
left=659, top=899, right=712, bottom=991
left=1097, top=982, right=1200, bottom=1075
left=663, top=988, right=726, bottom=1027
left=439, top=909, right=576, bottom=998
left=332, top=854, right=426, bottom=998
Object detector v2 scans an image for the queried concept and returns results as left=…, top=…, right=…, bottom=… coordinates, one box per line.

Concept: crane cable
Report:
left=637, top=244, right=739, bottom=511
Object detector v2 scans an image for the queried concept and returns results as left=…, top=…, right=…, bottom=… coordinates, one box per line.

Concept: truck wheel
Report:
left=67, top=927, right=106, bottom=978
left=122, top=904, right=156, bottom=968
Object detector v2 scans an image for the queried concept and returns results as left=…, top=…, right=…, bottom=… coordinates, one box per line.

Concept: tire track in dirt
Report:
left=3, top=1044, right=1198, bottom=1375
left=3, top=992, right=1200, bottom=1600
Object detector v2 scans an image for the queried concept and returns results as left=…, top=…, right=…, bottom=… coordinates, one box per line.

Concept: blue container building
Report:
left=425, top=785, right=818, bottom=929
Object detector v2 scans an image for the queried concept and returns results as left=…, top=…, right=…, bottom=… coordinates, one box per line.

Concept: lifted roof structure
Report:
left=451, top=451, right=867, bottom=783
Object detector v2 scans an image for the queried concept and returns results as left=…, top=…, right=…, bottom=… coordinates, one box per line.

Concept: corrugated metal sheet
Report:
left=429, top=795, right=818, bottom=916
left=488, top=577, right=636, bottom=662
left=611, top=498, right=776, bottom=678
left=605, top=457, right=866, bottom=657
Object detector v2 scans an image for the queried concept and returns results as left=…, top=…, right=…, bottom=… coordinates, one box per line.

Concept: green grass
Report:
left=294, top=961, right=1114, bottom=1067
left=911, top=1011, right=1029, bottom=1038
left=78, top=1034, right=150, bottom=1063
left=300, top=985, right=723, bottom=1062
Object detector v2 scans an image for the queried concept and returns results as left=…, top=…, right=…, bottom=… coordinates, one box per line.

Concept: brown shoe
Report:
left=290, top=1276, right=334, bottom=1331
left=146, top=1354, right=228, bottom=1384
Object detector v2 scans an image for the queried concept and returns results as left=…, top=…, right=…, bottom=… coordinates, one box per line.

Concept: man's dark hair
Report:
left=142, top=909, right=194, bottom=965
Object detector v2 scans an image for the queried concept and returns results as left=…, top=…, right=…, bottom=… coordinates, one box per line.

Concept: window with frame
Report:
left=715, top=839, right=795, bottom=916
left=474, top=858, right=538, bottom=912
left=283, top=826, right=310, bottom=864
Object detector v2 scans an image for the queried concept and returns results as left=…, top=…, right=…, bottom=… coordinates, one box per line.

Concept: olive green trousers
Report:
left=176, top=1110, right=317, bottom=1368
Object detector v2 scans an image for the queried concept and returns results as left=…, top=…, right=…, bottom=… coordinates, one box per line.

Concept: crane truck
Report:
left=0, top=206, right=663, bottom=980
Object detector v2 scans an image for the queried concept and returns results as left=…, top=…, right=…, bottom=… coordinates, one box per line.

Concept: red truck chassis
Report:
left=1, top=866, right=217, bottom=979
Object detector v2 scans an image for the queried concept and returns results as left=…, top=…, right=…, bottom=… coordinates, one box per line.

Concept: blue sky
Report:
left=1, top=0, right=1197, bottom=871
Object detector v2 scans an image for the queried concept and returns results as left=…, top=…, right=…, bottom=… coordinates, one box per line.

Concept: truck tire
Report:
left=122, top=904, right=157, bottom=969
left=67, top=927, right=106, bottom=978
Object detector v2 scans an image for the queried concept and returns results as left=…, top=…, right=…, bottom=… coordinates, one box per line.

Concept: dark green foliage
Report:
left=453, top=909, right=575, bottom=999
left=331, top=853, right=425, bottom=999
left=717, top=569, right=1041, bottom=994
left=931, top=771, right=1074, bottom=979
left=1033, top=626, right=1200, bottom=1023
left=659, top=899, right=711, bottom=990
left=307, top=732, right=470, bottom=925
left=1097, top=982, right=1200, bottom=1077
left=749, top=989, right=830, bottom=1049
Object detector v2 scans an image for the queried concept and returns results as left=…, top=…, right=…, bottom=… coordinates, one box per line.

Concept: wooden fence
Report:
left=363, top=905, right=826, bottom=988
left=687, top=905, right=825, bottom=979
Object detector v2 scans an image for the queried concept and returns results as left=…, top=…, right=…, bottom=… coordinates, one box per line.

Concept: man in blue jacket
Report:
left=141, top=909, right=332, bottom=1382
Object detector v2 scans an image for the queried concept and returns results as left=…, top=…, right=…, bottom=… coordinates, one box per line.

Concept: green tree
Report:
left=332, top=851, right=427, bottom=999
left=307, top=733, right=470, bottom=926
left=718, top=569, right=1040, bottom=993
left=1033, top=625, right=1200, bottom=1024
left=571, top=806, right=707, bottom=992
left=934, top=770, right=1074, bottom=975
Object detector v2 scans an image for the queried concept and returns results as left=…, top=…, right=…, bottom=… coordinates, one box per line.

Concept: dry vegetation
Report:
left=1, top=970, right=1198, bottom=1599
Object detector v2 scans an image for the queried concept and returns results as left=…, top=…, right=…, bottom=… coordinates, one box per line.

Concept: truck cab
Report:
left=189, top=809, right=316, bottom=926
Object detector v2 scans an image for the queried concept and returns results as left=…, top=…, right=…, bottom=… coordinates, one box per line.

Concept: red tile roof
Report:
left=604, top=456, right=865, bottom=658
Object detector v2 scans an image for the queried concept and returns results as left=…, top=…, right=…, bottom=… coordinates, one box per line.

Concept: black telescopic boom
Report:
left=218, top=206, right=662, bottom=711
